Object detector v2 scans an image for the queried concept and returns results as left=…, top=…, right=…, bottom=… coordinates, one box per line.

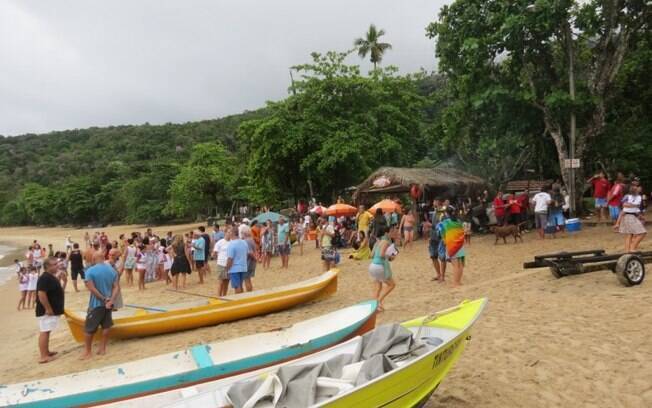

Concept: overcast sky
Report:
left=0, top=0, right=448, bottom=136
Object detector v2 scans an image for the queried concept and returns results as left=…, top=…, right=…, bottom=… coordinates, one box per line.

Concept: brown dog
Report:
left=490, top=224, right=524, bottom=244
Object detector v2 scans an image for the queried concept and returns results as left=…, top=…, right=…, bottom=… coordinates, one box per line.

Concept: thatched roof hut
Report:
left=353, top=166, right=487, bottom=202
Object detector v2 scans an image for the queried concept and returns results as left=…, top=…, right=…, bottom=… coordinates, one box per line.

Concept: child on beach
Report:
left=16, top=260, right=29, bottom=310
left=27, top=266, right=38, bottom=308
left=56, top=252, right=68, bottom=291
left=463, top=217, right=472, bottom=245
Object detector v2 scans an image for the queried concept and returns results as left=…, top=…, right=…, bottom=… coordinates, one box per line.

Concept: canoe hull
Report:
left=65, top=270, right=338, bottom=342
left=321, top=329, right=470, bottom=407
left=319, top=298, right=486, bottom=408
left=3, top=298, right=376, bottom=408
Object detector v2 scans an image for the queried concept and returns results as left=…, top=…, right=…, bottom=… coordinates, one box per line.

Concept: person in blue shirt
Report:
left=192, top=231, right=206, bottom=284
left=226, top=227, right=251, bottom=294
left=277, top=217, right=290, bottom=268
left=212, top=224, right=225, bottom=244
left=81, top=252, right=118, bottom=360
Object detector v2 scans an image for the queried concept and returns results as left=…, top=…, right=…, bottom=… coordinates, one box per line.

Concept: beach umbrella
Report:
left=325, top=203, right=357, bottom=217
left=253, top=211, right=282, bottom=224
left=309, top=205, right=327, bottom=215
left=369, top=199, right=402, bottom=214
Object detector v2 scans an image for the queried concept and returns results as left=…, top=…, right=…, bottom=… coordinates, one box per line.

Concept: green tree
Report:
left=427, top=0, right=649, bottom=201
left=354, top=24, right=392, bottom=69
left=239, top=51, right=426, bottom=203
left=166, top=143, right=236, bottom=218
left=21, top=183, right=58, bottom=225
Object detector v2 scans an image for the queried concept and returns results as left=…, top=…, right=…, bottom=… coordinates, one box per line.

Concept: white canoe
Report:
left=0, top=300, right=377, bottom=407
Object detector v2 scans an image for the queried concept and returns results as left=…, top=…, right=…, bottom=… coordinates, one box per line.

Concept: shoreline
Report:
left=0, top=240, right=25, bottom=268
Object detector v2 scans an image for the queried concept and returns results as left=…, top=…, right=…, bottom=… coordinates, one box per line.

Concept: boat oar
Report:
left=166, top=288, right=232, bottom=301
left=124, top=304, right=168, bottom=312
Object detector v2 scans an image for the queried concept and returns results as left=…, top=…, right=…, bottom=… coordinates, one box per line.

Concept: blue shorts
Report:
left=438, top=242, right=447, bottom=261
left=548, top=210, right=565, bottom=227
left=229, top=271, right=250, bottom=289
left=595, top=198, right=607, bottom=208
left=428, top=240, right=439, bottom=258
left=609, top=206, right=620, bottom=221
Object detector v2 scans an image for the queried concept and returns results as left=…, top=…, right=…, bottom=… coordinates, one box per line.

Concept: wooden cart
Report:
left=523, top=249, right=649, bottom=287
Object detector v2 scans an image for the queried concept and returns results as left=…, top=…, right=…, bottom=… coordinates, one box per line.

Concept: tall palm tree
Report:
left=354, top=24, right=392, bottom=70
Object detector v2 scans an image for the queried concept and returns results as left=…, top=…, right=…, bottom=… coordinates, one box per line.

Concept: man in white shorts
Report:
left=35, top=257, right=65, bottom=363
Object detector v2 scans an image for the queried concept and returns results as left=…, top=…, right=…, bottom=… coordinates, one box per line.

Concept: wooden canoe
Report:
left=108, top=298, right=487, bottom=408
left=1, top=300, right=377, bottom=408
left=64, top=270, right=338, bottom=342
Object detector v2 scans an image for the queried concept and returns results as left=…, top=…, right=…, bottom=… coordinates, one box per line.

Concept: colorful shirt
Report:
left=440, top=218, right=465, bottom=258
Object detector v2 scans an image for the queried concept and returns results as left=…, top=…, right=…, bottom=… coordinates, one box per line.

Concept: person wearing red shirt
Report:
left=493, top=191, right=506, bottom=226
left=506, top=194, right=521, bottom=225
left=607, top=172, right=625, bottom=224
left=589, top=171, right=610, bottom=222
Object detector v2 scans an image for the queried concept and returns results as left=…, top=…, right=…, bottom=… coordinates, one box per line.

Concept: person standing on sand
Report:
left=35, top=257, right=64, bottom=363
left=531, top=187, right=552, bottom=239
left=213, top=228, right=231, bottom=296
left=192, top=231, right=207, bottom=284
left=399, top=210, right=416, bottom=248
left=607, top=172, right=626, bottom=224
left=242, top=226, right=257, bottom=292
left=122, top=239, right=137, bottom=286
left=81, top=252, right=118, bottom=359
left=199, top=226, right=212, bottom=276
left=614, top=183, right=647, bottom=252
left=440, top=206, right=466, bottom=288
left=356, top=205, right=372, bottom=237
left=225, top=228, right=250, bottom=294
left=589, top=171, right=610, bottom=222
left=277, top=217, right=290, bottom=268
left=493, top=191, right=506, bottom=226
left=69, top=243, right=85, bottom=292
left=170, top=235, right=191, bottom=290
left=319, top=218, right=337, bottom=271
left=368, top=226, right=396, bottom=312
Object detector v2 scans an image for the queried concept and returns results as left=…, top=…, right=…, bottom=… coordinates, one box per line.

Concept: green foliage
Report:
left=426, top=0, right=649, bottom=196
left=0, top=111, right=263, bottom=226
left=238, top=51, right=426, bottom=203
left=165, top=143, right=236, bottom=218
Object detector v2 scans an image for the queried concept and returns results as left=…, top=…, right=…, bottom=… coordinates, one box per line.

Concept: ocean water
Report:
left=0, top=244, right=17, bottom=284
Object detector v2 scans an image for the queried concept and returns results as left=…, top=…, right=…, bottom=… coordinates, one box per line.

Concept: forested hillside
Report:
left=0, top=111, right=266, bottom=225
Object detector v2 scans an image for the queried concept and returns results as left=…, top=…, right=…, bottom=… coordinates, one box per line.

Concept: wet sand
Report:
left=0, top=223, right=650, bottom=407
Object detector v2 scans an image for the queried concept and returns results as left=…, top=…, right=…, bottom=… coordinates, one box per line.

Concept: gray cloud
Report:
left=0, top=0, right=447, bottom=136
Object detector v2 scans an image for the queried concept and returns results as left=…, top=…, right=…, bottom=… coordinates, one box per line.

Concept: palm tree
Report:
left=354, top=24, right=392, bottom=70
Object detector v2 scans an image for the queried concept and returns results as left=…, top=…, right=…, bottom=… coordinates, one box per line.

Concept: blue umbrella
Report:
left=253, top=211, right=282, bottom=224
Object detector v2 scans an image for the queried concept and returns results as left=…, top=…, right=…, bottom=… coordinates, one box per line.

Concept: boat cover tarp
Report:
left=227, top=324, right=417, bottom=408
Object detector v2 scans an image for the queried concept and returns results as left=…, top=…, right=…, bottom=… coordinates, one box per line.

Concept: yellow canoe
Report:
left=64, top=270, right=338, bottom=342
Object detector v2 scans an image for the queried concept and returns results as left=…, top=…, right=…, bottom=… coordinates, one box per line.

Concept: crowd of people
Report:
left=14, top=172, right=647, bottom=363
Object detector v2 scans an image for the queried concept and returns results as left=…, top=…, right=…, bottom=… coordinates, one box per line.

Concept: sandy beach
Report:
left=0, top=223, right=650, bottom=407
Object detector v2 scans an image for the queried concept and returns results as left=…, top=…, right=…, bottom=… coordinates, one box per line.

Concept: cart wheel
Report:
left=550, top=266, right=563, bottom=279
left=615, top=254, right=645, bottom=286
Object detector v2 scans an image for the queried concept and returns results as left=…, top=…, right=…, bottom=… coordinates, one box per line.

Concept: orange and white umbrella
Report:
left=325, top=203, right=357, bottom=217
left=369, top=199, right=402, bottom=214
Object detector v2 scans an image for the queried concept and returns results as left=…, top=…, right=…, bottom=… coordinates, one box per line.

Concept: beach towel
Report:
left=440, top=218, right=465, bottom=258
